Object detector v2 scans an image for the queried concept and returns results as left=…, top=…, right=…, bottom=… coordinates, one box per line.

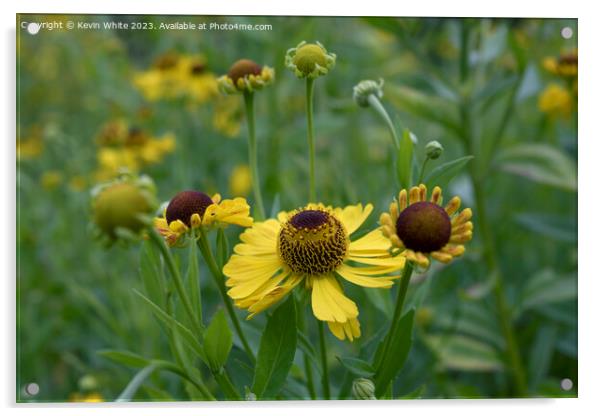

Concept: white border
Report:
left=4, top=1, right=601, bottom=415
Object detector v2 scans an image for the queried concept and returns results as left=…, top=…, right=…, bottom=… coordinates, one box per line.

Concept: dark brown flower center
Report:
left=227, top=59, right=262, bottom=84
left=165, top=190, right=213, bottom=227
left=190, top=62, right=207, bottom=75
left=396, top=201, right=451, bottom=253
left=154, top=52, right=179, bottom=70
left=278, top=209, right=348, bottom=275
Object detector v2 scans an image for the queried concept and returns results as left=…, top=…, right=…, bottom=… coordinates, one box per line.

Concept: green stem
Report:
left=295, top=295, right=317, bottom=399
left=243, top=90, right=265, bottom=220
left=417, top=157, right=429, bottom=184
left=317, top=320, right=330, bottom=399
left=305, top=78, right=316, bottom=201
left=196, top=230, right=256, bottom=363
left=376, top=261, right=414, bottom=371
left=148, top=229, right=203, bottom=338
left=367, top=94, right=400, bottom=150
left=214, top=369, right=242, bottom=400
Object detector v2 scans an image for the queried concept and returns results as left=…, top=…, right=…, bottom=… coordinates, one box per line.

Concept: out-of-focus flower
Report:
left=380, top=184, right=473, bottom=269
left=542, top=50, right=578, bottom=78
left=40, top=170, right=63, bottom=190
left=17, top=127, right=44, bottom=160
left=69, top=392, right=104, bottom=403
left=229, top=164, right=252, bottom=196
left=538, top=83, right=573, bottom=118
left=285, top=41, right=336, bottom=79
left=353, top=79, right=384, bottom=108
left=213, top=95, right=242, bottom=137
left=224, top=203, right=403, bottom=341
left=91, top=172, right=157, bottom=243
left=69, top=175, right=88, bottom=192
left=154, top=191, right=253, bottom=246
left=133, top=52, right=218, bottom=104
left=217, top=59, right=274, bottom=95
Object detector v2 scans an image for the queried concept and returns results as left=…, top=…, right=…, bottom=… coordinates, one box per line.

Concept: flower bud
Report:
left=352, top=378, right=376, bottom=400
left=285, top=41, right=336, bottom=79
left=91, top=173, right=157, bottom=242
left=425, top=140, right=443, bottom=160
left=353, top=79, right=384, bottom=107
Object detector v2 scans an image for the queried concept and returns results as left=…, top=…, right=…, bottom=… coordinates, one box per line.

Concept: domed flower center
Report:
left=396, top=201, right=451, bottom=253
left=166, top=190, right=213, bottom=227
left=154, top=53, right=179, bottom=70
left=190, top=62, right=207, bottom=75
left=94, top=182, right=152, bottom=238
left=292, top=44, right=327, bottom=75
left=227, top=59, right=262, bottom=84
left=278, top=209, right=348, bottom=275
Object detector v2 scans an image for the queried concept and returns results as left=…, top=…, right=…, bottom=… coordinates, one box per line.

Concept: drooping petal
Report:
left=311, top=275, right=359, bottom=323
left=336, top=264, right=395, bottom=288
left=328, top=317, right=361, bottom=341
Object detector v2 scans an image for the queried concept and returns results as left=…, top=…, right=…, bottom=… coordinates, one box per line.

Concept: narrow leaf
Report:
left=139, top=240, right=166, bottom=307
left=337, top=356, right=375, bottom=378
left=203, top=309, right=233, bottom=372
left=252, top=296, right=297, bottom=399
left=396, top=129, right=415, bottom=189
left=98, top=349, right=151, bottom=369
left=424, top=155, right=474, bottom=189
left=186, top=242, right=202, bottom=324
left=423, top=334, right=503, bottom=372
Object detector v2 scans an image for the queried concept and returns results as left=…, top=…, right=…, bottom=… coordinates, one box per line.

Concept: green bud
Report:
left=425, top=140, right=444, bottom=160
left=353, top=78, right=384, bottom=107
left=352, top=378, right=376, bottom=400
left=285, top=41, right=336, bottom=79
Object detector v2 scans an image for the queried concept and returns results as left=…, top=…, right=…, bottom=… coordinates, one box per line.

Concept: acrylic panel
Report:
left=16, top=14, right=578, bottom=402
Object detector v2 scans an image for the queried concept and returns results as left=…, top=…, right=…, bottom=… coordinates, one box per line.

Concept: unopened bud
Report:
left=352, top=378, right=376, bottom=400
left=425, top=140, right=443, bottom=160
left=353, top=79, right=384, bottom=107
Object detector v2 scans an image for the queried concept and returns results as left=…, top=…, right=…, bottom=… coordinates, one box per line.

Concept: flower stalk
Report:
left=243, top=90, right=266, bottom=220
left=317, top=320, right=330, bottom=399
left=305, top=78, right=317, bottom=201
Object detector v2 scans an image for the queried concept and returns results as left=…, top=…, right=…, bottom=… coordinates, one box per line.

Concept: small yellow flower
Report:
left=229, top=164, right=252, bottom=196
left=213, top=95, right=242, bottom=137
left=542, top=50, right=578, bottom=78
left=285, top=41, right=336, bottom=79
left=17, top=127, right=44, bottom=160
left=69, top=392, right=104, bottom=403
left=380, top=184, right=473, bottom=269
left=40, top=170, right=63, bottom=190
left=154, top=190, right=253, bottom=246
left=217, top=59, right=274, bottom=94
left=538, top=83, right=573, bottom=118
left=224, top=203, right=404, bottom=341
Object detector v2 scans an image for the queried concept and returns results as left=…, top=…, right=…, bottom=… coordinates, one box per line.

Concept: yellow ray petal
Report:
left=227, top=268, right=289, bottom=299
left=347, top=255, right=404, bottom=268
left=336, top=264, right=395, bottom=288
left=328, top=318, right=361, bottom=341
left=430, top=186, right=442, bottom=205
left=398, top=190, right=408, bottom=210
left=311, top=275, right=358, bottom=323
left=247, top=275, right=303, bottom=318
left=349, top=228, right=392, bottom=256
left=418, top=184, right=427, bottom=201
left=445, top=196, right=461, bottom=216
left=333, top=203, right=373, bottom=235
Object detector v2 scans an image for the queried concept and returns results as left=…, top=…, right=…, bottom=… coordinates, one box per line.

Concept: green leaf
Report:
left=337, top=356, right=375, bottom=378
left=373, top=309, right=415, bottom=397
left=423, top=334, right=503, bottom=372
left=203, top=309, right=233, bottom=372
left=396, top=129, right=415, bottom=189
left=139, top=240, right=166, bottom=307
left=528, top=325, right=557, bottom=389
left=297, top=330, right=322, bottom=376
left=252, top=295, right=297, bottom=399
left=514, top=213, right=577, bottom=243
left=117, top=363, right=158, bottom=402
left=424, top=155, right=474, bottom=189
left=496, top=143, right=577, bottom=191
left=186, top=242, right=202, bottom=325
left=98, top=349, right=151, bottom=369
left=133, top=290, right=207, bottom=363
left=364, top=288, right=393, bottom=317
left=519, top=269, right=577, bottom=313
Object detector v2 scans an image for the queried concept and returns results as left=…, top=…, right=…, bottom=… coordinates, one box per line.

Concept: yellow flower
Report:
left=538, top=83, right=573, bottom=118
left=224, top=203, right=404, bottom=341
left=213, top=95, right=242, bottom=137
left=154, top=191, right=253, bottom=246
left=217, top=59, right=274, bottom=94
left=17, top=127, right=44, bottom=160
left=69, top=392, right=104, bottom=402
left=380, top=184, right=473, bottom=269
left=40, top=170, right=63, bottom=190
left=542, top=50, right=578, bottom=78
left=229, top=164, right=252, bottom=196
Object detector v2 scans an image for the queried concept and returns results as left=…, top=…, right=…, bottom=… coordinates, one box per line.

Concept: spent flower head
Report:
left=217, top=59, right=274, bottom=94
left=285, top=41, right=336, bottom=79
left=91, top=172, right=157, bottom=244
left=353, top=79, right=384, bottom=107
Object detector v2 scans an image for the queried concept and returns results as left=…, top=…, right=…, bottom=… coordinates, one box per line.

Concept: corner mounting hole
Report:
left=560, top=378, right=573, bottom=391
left=25, top=382, right=40, bottom=396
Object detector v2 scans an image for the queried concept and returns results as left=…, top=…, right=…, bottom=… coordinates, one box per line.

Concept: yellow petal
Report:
left=450, top=231, right=473, bottom=244
left=336, top=264, right=395, bottom=288
left=441, top=244, right=466, bottom=257
left=190, top=213, right=202, bottom=228
left=203, top=197, right=253, bottom=227
left=311, top=275, right=358, bottom=323
left=349, top=228, right=392, bottom=256
left=227, top=268, right=289, bottom=299
left=398, top=190, right=408, bottom=210
left=328, top=318, right=361, bottom=341
left=211, top=193, right=221, bottom=204
left=452, top=208, right=473, bottom=226
left=169, top=219, right=188, bottom=233
left=333, top=203, right=373, bottom=235
left=431, top=251, right=452, bottom=263
left=445, top=196, right=461, bottom=216
left=347, top=255, right=404, bottom=268
left=431, top=186, right=442, bottom=205
left=409, top=186, right=421, bottom=204
left=389, top=201, right=399, bottom=222
left=247, top=275, right=303, bottom=318
left=418, top=184, right=427, bottom=201
left=223, top=254, right=282, bottom=282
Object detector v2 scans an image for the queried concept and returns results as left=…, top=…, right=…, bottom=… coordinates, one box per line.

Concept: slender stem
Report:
left=367, top=94, right=400, bottom=150
left=196, top=230, right=256, bottom=363
left=305, top=78, right=316, bottom=201
left=243, top=91, right=265, bottom=220
left=148, top=229, right=203, bottom=338
left=295, top=295, right=316, bottom=399
left=317, top=320, right=330, bottom=399
left=376, top=261, right=414, bottom=371
left=213, top=369, right=242, bottom=400
left=417, top=157, right=429, bottom=184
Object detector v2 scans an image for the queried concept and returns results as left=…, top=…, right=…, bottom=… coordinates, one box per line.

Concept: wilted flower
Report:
left=285, top=41, right=336, bottom=79
left=217, top=59, right=274, bottom=94
left=380, top=184, right=473, bottom=269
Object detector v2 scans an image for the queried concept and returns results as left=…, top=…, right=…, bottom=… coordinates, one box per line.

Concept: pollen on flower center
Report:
left=396, top=201, right=451, bottom=253
left=278, top=209, right=348, bottom=275
left=165, top=190, right=213, bottom=227
left=227, top=59, right=262, bottom=84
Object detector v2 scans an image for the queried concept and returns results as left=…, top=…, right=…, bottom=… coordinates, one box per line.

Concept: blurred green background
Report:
left=17, top=15, right=577, bottom=401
